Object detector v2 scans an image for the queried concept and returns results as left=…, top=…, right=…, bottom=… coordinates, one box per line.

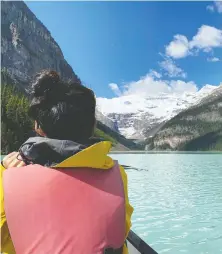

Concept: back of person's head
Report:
left=28, top=70, right=96, bottom=142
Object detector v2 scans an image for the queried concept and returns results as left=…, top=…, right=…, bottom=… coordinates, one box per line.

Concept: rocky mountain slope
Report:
left=1, top=0, right=137, bottom=150
left=95, top=110, right=119, bottom=133
left=97, top=85, right=217, bottom=139
left=147, top=85, right=222, bottom=151
left=1, top=1, right=80, bottom=88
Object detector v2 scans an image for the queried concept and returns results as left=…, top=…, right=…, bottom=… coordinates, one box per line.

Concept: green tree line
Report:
left=1, top=82, right=33, bottom=154
left=1, top=75, right=119, bottom=154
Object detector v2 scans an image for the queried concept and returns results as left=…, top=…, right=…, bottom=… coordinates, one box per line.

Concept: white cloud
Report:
left=207, top=2, right=222, bottom=13
left=159, top=58, right=187, bottom=78
left=165, top=25, right=222, bottom=59
left=190, top=25, right=222, bottom=50
left=109, top=83, right=122, bottom=96
left=170, top=80, right=197, bottom=94
left=123, top=75, right=171, bottom=96
left=206, top=5, right=215, bottom=12
left=207, top=57, right=220, bottom=62
left=215, top=1, right=222, bottom=13
left=203, top=47, right=213, bottom=53
left=108, top=72, right=197, bottom=98
left=149, top=69, right=162, bottom=79
left=165, top=35, right=190, bottom=59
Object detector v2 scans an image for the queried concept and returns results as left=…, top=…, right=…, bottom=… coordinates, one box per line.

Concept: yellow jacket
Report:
left=1, top=141, right=133, bottom=254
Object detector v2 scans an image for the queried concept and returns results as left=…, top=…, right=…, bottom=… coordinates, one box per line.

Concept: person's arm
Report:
left=119, top=165, right=134, bottom=254
left=1, top=152, right=25, bottom=253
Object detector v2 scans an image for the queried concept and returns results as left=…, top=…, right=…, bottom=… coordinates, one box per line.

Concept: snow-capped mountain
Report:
left=97, top=85, right=217, bottom=139
left=95, top=109, right=119, bottom=132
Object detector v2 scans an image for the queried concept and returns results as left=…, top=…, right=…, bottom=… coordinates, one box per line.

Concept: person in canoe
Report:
left=1, top=70, right=134, bottom=254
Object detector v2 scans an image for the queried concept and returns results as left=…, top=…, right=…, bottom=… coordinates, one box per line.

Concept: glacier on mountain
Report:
left=97, top=85, right=217, bottom=139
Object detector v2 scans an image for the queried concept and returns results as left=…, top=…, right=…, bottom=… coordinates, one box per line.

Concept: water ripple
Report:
left=112, top=154, right=222, bottom=254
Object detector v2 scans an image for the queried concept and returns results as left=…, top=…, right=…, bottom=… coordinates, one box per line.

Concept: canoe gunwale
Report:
left=127, top=230, right=158, bottom=254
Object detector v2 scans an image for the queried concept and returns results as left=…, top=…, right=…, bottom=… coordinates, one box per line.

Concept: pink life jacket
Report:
left=3, top=162, right=125, bottom=254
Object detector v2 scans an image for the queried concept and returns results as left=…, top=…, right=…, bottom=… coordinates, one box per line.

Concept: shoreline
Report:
left=110, top=150, right=222, bottom=154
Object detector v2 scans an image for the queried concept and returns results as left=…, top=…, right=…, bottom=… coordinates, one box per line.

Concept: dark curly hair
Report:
left=28, top=70, right=96, bottom=142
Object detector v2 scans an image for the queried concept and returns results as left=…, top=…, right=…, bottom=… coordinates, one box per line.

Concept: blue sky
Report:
left=26, top=1, right=222, bottom=98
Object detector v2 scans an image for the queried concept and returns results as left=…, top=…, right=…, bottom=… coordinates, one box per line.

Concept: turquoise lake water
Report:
left=111, top=153, right=222, bottom=254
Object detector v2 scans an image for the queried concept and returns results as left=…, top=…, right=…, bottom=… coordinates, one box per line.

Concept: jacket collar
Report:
left=55, top=141, right=114, bottom=170
left=19, top=137, right=114, bottom=170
